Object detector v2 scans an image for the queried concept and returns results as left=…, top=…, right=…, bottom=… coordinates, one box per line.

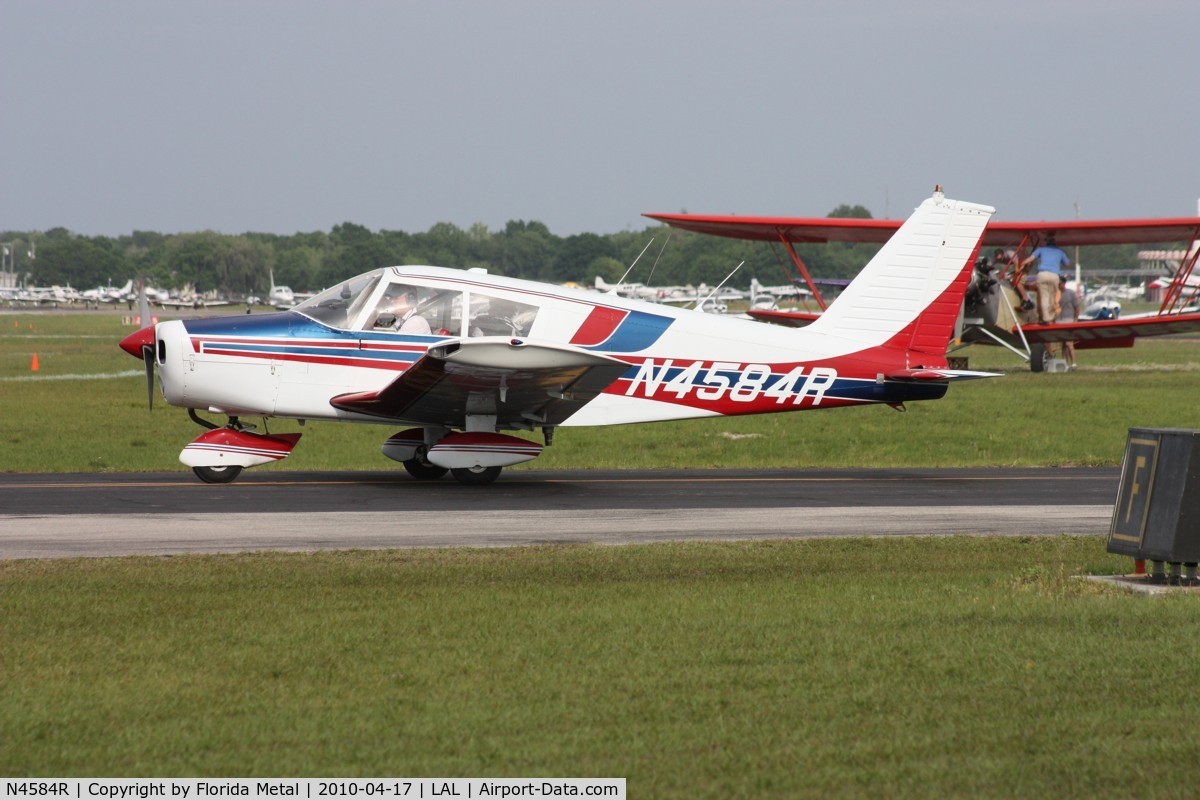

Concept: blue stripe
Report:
left=211, top=344, right=422, bottom=365
left=582, top=310, right=673, bottom=353
left=182, top=311, right=446, bottom=343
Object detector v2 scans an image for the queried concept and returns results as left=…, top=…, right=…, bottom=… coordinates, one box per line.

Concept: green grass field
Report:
left=3, top=538, right=1198, bottom=796
left=2, top=310, right=1199, bottom=795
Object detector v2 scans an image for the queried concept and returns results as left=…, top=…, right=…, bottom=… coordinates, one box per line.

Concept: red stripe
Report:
left=200, top=347, right=412, bottom=371
left=890, top=235, right=985, bottom=357
left=569, top=306, right=627, bottom=346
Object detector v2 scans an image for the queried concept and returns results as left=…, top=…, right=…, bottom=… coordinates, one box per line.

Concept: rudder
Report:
left=805, top=190, right=994, bottom=354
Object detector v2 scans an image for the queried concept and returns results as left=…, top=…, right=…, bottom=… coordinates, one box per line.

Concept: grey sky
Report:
left=2, top=0, right=1198, bottom=238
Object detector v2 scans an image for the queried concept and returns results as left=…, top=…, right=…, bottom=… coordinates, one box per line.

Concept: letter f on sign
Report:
left=1124, top=455, right=1147, bottom=524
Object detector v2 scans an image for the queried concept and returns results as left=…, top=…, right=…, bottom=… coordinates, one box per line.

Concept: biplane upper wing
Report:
left=644, top=213, right=903, bottom=243
left=650, top=210, right=1200, bottom=348
left=329, top=337, right=630, bottom=428
left=645, top=212, right=1200, bottom=248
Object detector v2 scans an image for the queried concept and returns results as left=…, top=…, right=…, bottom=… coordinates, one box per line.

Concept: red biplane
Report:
left=646, top=204, right=1200, bottom=371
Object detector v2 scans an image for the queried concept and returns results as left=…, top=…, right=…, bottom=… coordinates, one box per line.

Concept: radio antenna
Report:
left=644, top=233, right=672, bottom=289
left=614, top=239, right=654, bottom=293
left=692, top=261, right=744, bottom=311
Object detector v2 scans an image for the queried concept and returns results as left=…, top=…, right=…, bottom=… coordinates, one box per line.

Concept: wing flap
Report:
left=329, top=337, right=629, bottom=428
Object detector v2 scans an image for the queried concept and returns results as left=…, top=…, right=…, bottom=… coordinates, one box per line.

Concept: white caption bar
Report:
left=1, top=780, right=625, bottom=800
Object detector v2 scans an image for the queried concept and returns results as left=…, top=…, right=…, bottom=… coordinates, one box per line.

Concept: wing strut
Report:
left=1157, top=224, right=1200, bottom=315
left=773, top=234, right=828, bottom=310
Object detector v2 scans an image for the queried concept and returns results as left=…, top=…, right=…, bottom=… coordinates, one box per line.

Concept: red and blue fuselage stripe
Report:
left=182, top=311, right=449, bottom=370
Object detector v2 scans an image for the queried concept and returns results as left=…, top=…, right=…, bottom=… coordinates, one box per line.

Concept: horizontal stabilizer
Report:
left=885, top=368, right=1001, bottom=382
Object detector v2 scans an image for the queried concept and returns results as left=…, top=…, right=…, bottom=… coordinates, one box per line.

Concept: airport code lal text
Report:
left=2, top=781, right=624, bottom=800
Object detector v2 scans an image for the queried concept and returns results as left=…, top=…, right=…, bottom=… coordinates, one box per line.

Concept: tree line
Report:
left=1, top=204, right=1139, bottom=297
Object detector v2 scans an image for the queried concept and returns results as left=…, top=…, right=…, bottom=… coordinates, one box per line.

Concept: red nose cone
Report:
left=119, top=326, right=155, bottom=359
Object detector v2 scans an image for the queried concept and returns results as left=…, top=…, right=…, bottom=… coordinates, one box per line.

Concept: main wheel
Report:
left=192, top=465, right=243, bottom=484
left=1029, top=343, right=1049, bottom=373
left=451, top=465, right=502, bottom=486
left=403, top=456, right=449, bottom=480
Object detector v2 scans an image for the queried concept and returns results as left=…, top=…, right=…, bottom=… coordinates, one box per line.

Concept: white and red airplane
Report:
left=120, top=189, right=997, bottom=486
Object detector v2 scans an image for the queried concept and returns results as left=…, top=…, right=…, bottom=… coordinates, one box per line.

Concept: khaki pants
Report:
left=1036, top=272, right=1060, bottom=324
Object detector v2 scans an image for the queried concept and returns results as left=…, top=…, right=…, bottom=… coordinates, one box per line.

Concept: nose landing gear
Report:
left=181, top=411, right=302, bottom=484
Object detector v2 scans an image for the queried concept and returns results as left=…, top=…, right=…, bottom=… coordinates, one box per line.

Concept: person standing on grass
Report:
left=1056, top=274, right=1080, bottom=370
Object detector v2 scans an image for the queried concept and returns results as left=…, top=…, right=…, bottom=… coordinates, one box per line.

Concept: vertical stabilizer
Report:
left=806, top=190, right=994, bottom=353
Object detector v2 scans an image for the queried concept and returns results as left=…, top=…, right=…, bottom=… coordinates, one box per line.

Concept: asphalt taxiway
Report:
left=0, top=467, right=1118, bottom=559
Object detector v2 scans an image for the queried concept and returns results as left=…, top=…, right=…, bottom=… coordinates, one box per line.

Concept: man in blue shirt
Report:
left=1022, top=233, right=1071, bottom=324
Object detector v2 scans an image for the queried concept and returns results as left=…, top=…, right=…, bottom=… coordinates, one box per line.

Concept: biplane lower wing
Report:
left=751, top=307, right=1200, bottom=349
left=1020, top=311, right=1200, bottom=349
left=329, top=337, right=631, bottom=428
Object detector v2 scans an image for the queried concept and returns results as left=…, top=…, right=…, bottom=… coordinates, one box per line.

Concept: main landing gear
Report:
left=402, top=445, right=450, bottom=481
left=383, top=427, right=543, bottom=486
left=402, top=446, right=503, bottom=486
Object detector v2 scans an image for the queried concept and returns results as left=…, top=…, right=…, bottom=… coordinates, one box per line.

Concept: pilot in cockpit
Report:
left=373, top=285, right=432, bottom=334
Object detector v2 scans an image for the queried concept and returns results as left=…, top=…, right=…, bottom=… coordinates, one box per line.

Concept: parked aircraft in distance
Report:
left=646, top=206, right=1200, bottom=371
left=267, top=269, right=316, bottom=308
left=120, top=189, right=997, bottom=486
left=156, top=285, right=233, bottom=310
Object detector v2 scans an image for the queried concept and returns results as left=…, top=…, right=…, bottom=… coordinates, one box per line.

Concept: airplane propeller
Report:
left=118, top=326, right=157, bottom=411
left=141, top=344, right=155, bottom=410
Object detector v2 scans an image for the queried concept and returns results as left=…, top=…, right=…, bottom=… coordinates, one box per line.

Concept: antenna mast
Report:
left=692, top=261, right=744, bottom=310
left=614, top=239, right=654, bottom=293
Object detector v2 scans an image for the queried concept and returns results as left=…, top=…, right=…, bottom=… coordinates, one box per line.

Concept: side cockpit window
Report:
left=367, top=283, right=462, bottom=336
left=468, top=293, right=538, bottom=337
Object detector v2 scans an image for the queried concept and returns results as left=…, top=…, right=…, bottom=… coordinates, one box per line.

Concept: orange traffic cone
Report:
left=30, top=354, right=39, bottom=371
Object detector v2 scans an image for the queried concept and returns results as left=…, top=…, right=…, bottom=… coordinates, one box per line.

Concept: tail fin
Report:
left=806, top=190, right=994, bottom=354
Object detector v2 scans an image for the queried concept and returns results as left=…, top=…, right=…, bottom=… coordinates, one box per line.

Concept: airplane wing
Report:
left=329, top=337, right=631, bottom=428
left=645, top=212, right=1200, bottom=248
left=650, top=209, right=1200, bottom=357
left=750, top=307, right=1200, bottom=347
left=644, top=213, right=901, bottom=243
left=1020, top=311, right=1200, bottom=349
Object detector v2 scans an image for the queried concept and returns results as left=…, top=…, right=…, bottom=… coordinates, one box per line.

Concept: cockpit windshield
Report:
left=293, top=270, right=382, bottom=329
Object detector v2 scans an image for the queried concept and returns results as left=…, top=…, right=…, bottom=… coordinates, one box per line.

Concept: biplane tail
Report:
left=805, top=189, right=994, bottom=355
